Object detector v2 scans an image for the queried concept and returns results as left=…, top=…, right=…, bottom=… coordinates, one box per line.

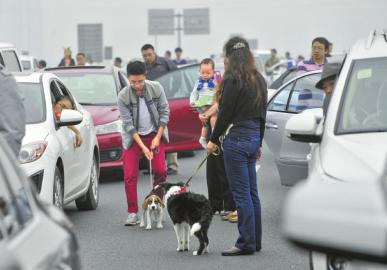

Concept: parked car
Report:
left=282, top=29, right=387, bottom=270
left=15, top=72, right=100, bottom=210
left=0, top=135, right=81, bottom=270
left=19, top=54, right=39, bottom=71
left=0, top=42, right=22, bottom=72
left=264, top=69, right=325, bottom=186
left=269, top=66, right=297, bottom=90
left=47, top=66, right=128, bottom=173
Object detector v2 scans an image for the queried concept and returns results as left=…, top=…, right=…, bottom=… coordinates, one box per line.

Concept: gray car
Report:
left=0, top=135, right=81, bottom=270
left=265, top=70, right=325, bottom=186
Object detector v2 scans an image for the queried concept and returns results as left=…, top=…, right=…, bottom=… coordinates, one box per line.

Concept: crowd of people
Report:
left=1, top=34, right=339, bottom=257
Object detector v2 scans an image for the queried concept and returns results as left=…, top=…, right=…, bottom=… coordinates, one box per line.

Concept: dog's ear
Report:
left=142, top=197, right=150, bottom=210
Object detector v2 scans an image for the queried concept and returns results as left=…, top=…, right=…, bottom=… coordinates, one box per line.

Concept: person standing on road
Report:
left=117, top=61, right=170, bottom=226
left=297, top=37, right=330, bottom=74
left=207, top=37, right=267, bottom=256
left=0, top=64, right=26, bottom=156
left=141, top=44, right=179, bottom=175
left=315, top=62, right=341, bottom=116
left=264, top=48, right=280, bottom=70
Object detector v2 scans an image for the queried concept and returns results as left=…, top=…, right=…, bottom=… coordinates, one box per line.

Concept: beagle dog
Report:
left=140, top=193, right=165, bottom=230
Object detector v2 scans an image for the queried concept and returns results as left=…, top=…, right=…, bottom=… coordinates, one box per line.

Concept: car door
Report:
left=56, top=80, right=91, bottom=194
left=265, top=72, right=324, bottom=186
left=156, top=65, right=202, bottom=152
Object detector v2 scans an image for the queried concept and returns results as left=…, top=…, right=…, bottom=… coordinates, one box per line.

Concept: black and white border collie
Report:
left=157, top=182, right=213, bottom=256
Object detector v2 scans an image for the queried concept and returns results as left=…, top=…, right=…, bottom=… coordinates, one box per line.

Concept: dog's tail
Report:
left=190, top=223, right=201, bottom=236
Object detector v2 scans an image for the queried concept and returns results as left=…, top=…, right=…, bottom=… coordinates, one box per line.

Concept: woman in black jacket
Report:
left=207, top=37, right=267, bottom=256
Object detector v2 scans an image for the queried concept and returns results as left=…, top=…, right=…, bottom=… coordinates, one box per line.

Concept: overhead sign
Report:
left=148, top=9, right=174, bottom=35
left=183, top=8, right=210, bottom=35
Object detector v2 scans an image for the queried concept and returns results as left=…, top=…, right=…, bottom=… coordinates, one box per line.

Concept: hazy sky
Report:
left=1, top=0, right=386, bottom=66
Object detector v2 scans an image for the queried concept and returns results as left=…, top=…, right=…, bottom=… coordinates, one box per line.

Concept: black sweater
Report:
left=210, top=74, right=267, bottom=146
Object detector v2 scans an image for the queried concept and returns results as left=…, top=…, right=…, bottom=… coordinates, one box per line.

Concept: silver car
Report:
left=265, top=70, right=325, bottom=186
left=0, top=136, right=81, bottom=270
left=282, top=29, right=387, bottom=270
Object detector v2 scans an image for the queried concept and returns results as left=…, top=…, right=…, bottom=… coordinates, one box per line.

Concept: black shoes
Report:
left=221, top=246, right=255, bottom=256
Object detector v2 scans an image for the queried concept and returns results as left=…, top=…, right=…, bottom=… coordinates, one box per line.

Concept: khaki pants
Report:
left=166, top=152, right=179, bottom=170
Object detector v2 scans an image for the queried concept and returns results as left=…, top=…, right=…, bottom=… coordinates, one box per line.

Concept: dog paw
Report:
left=204, top=246, right=209, bottom=254
left=193, top=250, right=198, bottom=256
left=177, top=247, right=184, bottom=252
left=183, top=248, right=189, bottom=252
left=139, top=223, right=145, bottom=227
left=156, top=224, right=163, bottom=229
left=145, top=226, right=152, bottom=230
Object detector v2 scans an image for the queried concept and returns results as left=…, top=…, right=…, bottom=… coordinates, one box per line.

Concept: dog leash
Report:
left=184, top=146, right=220, bottom=187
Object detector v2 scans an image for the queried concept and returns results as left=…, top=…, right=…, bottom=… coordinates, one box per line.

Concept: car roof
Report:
left=348, top=29, right=387, bottom=60
left=0, top=42, right=15, bottom=49
left=13, top=72, right=58, bottom=83
left=45, top=65, right=114, bottom=74
left=19, top=55, right=36, bottom=61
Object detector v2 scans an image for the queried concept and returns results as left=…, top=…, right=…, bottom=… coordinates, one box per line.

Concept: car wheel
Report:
left=53, top=166, right=64, bottom=209
left=75, top=155, right=99, bottom=210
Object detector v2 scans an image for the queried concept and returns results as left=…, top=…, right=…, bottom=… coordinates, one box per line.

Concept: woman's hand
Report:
left=199, top=113, right=209, bottom=122
left=75, top=133, right=83, bottom=147
left=256, top=147, right=262, bottom=161
left=207, top=141, right=218, bottom=154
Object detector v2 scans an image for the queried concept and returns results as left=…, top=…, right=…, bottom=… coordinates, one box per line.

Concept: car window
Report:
left=288, top=74, right=324, bottom=113
left=0, top=50, right=21, bottom=72
left=56, top=81, right=78, bottom=109
left=21, top=60, right=31, bottom=71
left=59, top=73, right=118, bottom=105
left=337, top=57, right=387, bottom=134
left=157, top=65, right=198, bottom=99
left=18, top=82, right=46, bottom=124
left=267, top=82, right=294, bottom=112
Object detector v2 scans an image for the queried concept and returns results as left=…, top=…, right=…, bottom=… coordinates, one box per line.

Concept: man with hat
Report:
left=315, top=62, right=341, bottom=116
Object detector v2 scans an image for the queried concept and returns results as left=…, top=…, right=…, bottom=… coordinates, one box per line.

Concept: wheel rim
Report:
left=54, top=170, right=63, bottom=209
left=90, top=157, right=98, bottom=202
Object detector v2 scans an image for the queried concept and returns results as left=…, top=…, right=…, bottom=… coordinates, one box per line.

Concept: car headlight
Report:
left=95, top=120, right=122, bottom=135
left=19, top=142, right=48, bottom=164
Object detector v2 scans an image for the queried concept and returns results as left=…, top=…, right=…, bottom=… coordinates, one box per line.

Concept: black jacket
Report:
left=210, top=74, right=267, bottom=146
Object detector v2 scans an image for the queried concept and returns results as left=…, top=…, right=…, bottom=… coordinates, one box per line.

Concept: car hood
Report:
left=321, top=132, right=387, bottom=183
left=23, top=123, right=49, bottom=145
left=82, top=105, right=120, bottom=126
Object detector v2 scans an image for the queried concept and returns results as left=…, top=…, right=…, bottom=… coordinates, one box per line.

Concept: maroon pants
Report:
left=122, top=133, right=166, bottom=213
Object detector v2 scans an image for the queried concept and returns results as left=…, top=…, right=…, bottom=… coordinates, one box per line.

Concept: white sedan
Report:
left=15, top=72, right=100, bottom=210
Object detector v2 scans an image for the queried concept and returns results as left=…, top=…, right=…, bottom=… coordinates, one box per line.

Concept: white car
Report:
left=15, top=72, right=100, bottom=210
left=282, top=29, right=387, bottom=270
left=19, top=54, right=39, bottom=71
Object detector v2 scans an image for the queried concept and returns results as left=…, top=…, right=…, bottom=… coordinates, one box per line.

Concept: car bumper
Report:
left=97, top=132, right=123, bottom=170
left=21, top=156, right=55, bottom=204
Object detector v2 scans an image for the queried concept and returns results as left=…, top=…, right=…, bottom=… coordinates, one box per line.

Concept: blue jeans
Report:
left=223, top=134, right=261, bottom=251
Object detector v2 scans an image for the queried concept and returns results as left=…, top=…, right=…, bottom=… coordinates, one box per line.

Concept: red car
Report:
left=47, top=64, right=203, bottom=172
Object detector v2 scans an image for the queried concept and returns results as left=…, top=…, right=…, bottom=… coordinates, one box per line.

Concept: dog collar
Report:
left=172, top=186, right=188, bottom=195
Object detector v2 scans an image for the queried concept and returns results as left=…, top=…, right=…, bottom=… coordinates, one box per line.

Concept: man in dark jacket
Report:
left=141, top=44, right=179, bottom=175
left=0, top=64, right=26, bottom=156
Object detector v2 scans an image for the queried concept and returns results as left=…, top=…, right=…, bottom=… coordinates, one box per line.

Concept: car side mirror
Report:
left=282, top=172, right=387, bottom=264
left=285, top=109, right=323, bottom=143
left=58, top=109, right=83, bottom=127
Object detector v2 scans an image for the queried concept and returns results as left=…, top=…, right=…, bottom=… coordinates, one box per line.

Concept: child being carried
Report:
left=190, top=58, right=220, bottom=149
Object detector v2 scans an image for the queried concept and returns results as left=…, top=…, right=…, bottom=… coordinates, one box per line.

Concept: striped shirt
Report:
left=297, top=58, right=327, bottom=75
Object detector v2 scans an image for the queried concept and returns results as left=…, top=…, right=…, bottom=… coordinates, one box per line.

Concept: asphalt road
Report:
left=66, top=146, right=309, bottom=270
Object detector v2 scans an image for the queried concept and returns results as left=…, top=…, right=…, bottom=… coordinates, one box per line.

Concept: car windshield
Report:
left=58, top=73, right=117, bottom=105
left=337, top=57, right=387, bottom=134
left=18, top=82, right=46, bottom=124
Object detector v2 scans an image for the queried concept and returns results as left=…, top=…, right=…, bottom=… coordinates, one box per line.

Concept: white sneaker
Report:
left=199, top=136, right=207, bottom=149
left=125, top=213, right=140, bottom=226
